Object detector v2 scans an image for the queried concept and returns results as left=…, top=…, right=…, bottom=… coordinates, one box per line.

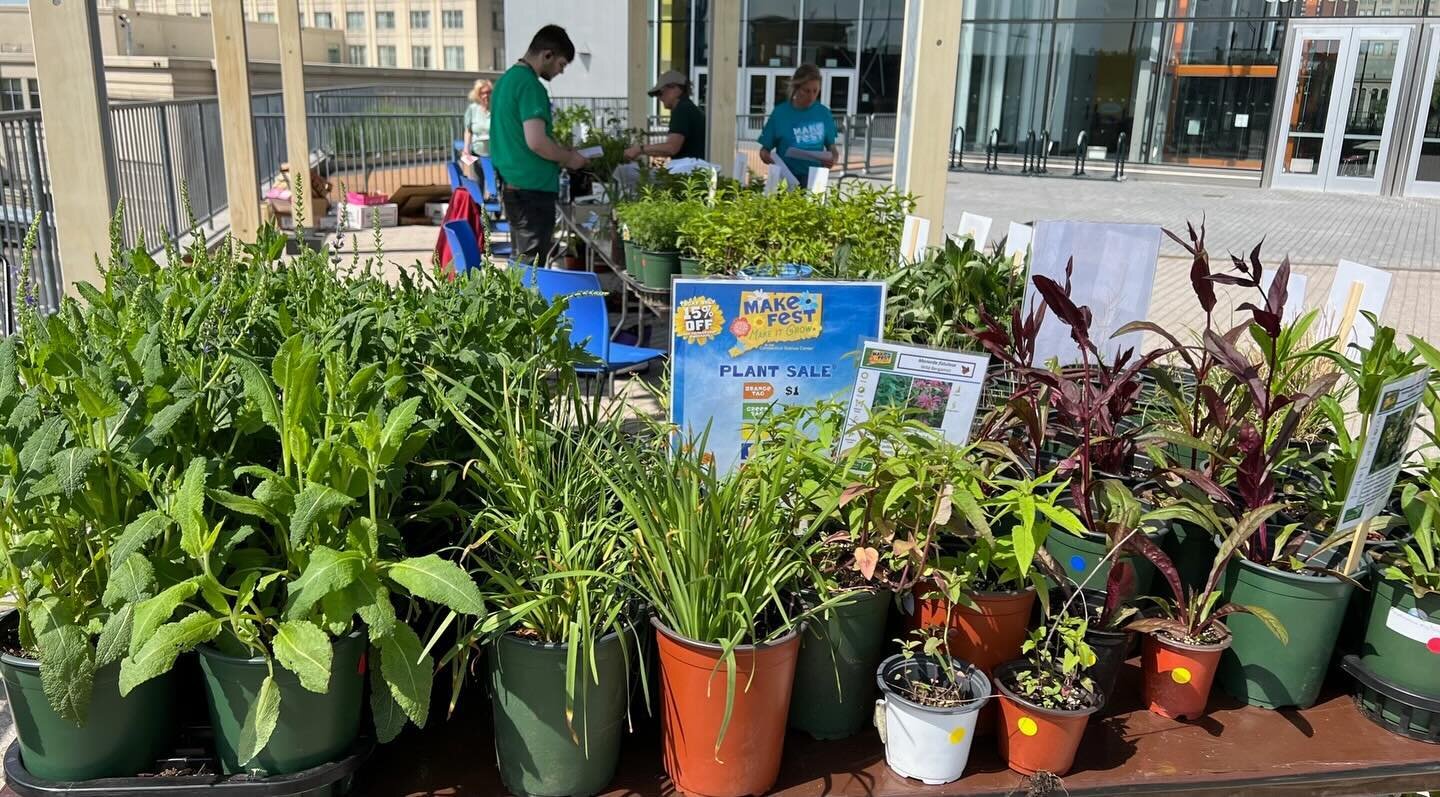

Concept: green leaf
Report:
left=73, top=378, right=122, bottom=421
left=352, top=571, right=395, bottom=641
left=129, top=394, right=197, bottom=456
left=95, top=604, right=133, bottom=669
left=49, top=447, right=100, bottom=497
left=112, top=511, right=173, bottom=564
left=0, top=337, right=18, bottom=403
left=129, top=578, right=200, bottom=655
left=236, top=674, right=282, bottom=767
left=103, top=553, right=156, bottom=609
left=377, top=623, right=431, bottom=728
left=369, top=645, right=407, bottom=743
left=386, top=555, right=486, bottom=616
left=288, top=483, right=353, bottom=549
left=232, top=352, right=281, bottom=433
left=285, top=546, right=364, bottom=620
left=273, top=620, right=333, bottom=694
left=174, top=457, right=210, bottom=559
left=20, top=417, right=65, bottom=475
left=378, top=396, right=423, bottom=466
left=208, top=489, right=283, bottom=528
left=32, top=604, right=95, bottom=725
left=119, top=613, right=220, bottom=695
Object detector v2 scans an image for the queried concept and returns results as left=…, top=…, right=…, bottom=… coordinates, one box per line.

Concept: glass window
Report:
left=656, top=0, right=694, bottom=83
left=314, top=11, right=332, bottom=27
left=1281, top=36, right=1340, bottom=174
left=748, top=0, right=800, bottom=67
left=27, top=79, right=40, bottom=110
left=412, top=45, right=432, bottom=68
left=695, top=0, right=710, bottom=66
left=802, top=0, right=860, bottom=68
left=858, top=0, right=904, bottom=112
left=1295, top=0, right=1422, bottom=16
left=411, top=10, right=430, bottom=29
left=1047, top=20, right=1162, bottom=161
left=0, top=79, right=22, bottom=112
left=345, top=10, right=364, bottom=29
left=443, top=9, right=464, bottom=29
left=376, top=11, right=395, bottom=28
left=1413, top=69, right=1440, bottom=181
left=1176, top=0, right=1283, bottom=19
left=955, top=22, right=1053, bottom=153
left=1336, top=36, right=1401, bottom=178
left=965, top=0, right=1054, bottom=19
left=328, top=45, right=342, bottom=64
left=444, top=45, right=465, bottom=69
left=349, top=44, right=367, bottom=64
left=257, top=11, right=275, bottom=22
left=492, top=7, right=504, bottom=30
left=494, top=46, right=505, bottom=70
left=378, top=45, right=397, bottom=66
left=1054, top=0, right=1166, bottom=16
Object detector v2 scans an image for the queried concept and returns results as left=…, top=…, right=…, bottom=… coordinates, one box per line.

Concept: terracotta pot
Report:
left=1142, top=630, right=1231, bottom=721
left=909, top=586, right=1036, bottom=735
left=993, top=660, right=1100, bottom=777
left=653, top=617, right=799, bottom=797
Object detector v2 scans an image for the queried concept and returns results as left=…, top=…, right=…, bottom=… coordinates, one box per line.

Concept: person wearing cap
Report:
left=624, top=70, right=707, bottom=163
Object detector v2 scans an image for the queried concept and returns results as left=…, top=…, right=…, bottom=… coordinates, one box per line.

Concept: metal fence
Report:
left=0, top=110, right=59, bottom=327
left=734, top=113, right=896, bottom=180
left=109, top=98, right=228, bottom=250
left=255, top=110, right=462, bottom=197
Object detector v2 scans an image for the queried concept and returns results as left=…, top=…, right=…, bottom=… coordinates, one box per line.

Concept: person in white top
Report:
left=462, top=78, right=493, bottom=180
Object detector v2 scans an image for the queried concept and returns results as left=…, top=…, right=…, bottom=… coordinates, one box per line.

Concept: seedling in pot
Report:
left=892, top=629, right=980, bottom=709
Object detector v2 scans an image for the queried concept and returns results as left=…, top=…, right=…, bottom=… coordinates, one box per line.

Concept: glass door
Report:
left=821, top=70, right=857, bottom=115
left=1404, top=28, right=1440, bottom=197
left=1272, top=25, right=1411, bottom=193
left=742, top=68, right=792, bottom=139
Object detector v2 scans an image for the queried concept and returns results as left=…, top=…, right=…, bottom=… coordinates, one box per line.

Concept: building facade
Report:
left=100, top=0, right=506, bottom=73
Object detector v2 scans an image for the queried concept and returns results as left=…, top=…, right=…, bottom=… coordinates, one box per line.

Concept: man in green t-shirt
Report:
left=490, top=24, right=589, bottom=264
left=624, top=70, right=707, bottom=163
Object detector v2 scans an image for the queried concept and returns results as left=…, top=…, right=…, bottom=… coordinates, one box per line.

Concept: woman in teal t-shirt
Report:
left=759, top=63, right=838, bottom=183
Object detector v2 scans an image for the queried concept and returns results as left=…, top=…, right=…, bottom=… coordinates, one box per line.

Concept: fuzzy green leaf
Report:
left=353, top=571, right=396, bottom=641
left=129, top=579, right=200, bottom=655
left=232, top=352, right=281, bottom=433
left=103, top=553, right=156, bottom=609
left=369, top=645, right=407, bottom=743
left=49, top=447, right=100, bottom=497
left=288, top=483, right=353, bottom=548
left=73, top=378, right=122, bottom=421
left=273, top=620, right=333, bottom=694
left=378, top=396, right=423, bottom=467
left=237, top=674, right=282, bottom=766
left=386, top=555, right=486, bottom=616
left=95, top=604, right=133, bottom=669
left=20, top=417, right=65, bottom=475
left=377, top=623, right=431, bottom=728
left=119, top=612, right=220, bottom=695
left=112, top=511, right=173, bottom=564
left=129, top=394, right=197, bottom=457
left=284, top=546, right=364, bottom=620
left=175, top=457, right=211, bottom=559
left=32, top=605, right=95, bottom=725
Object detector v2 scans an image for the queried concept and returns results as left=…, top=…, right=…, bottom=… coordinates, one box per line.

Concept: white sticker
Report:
left=1234, top=113, right=1250, bottom=128
left=1385, top=607, right=1440, bottom=653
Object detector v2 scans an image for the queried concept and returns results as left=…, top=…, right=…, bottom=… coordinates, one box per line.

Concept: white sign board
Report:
left=1004, top=222, right=1034, bottom=262
left=898, top=216, right=931, bottom=265
left=1261, top=268, right=1309, bottom=327
left=1338, top=369, right=1429, bottom=532
left=807, top=166, right=831, bottom=194
left=765, top=161, right=799, bottom=195
left=1027, top=221, right=1161, bottom=366
left=840, top=342, right=990, bottom=451
left=955, top=212, right=993, bottom=246
left=1324, top=259, right=1392, bottom=354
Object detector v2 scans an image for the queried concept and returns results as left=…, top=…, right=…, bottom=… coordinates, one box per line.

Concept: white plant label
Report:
left=839, top=341, right=990, bottom=452
left=1027, top=221, right=1161, bottom=366
left=807, top=166, right=831, bottom=194
left=898, top=216, right=931, bottom=265
left=1324, top=259, right=1392, bottom=354
left=577, top=145, right=604, bottom=159
left=955, top=212, right=993, bottom=246
left=765, top=162, right=799, bottom=196
left=1384, top=607, right=1440, bottom=653
left=733, top=152, right=749, bottom=182
left=1004, top=222, right=1034, bottom=262
left=1338, top=369, right=1429, bottom=531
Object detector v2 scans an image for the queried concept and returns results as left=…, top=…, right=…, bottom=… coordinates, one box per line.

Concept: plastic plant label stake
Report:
left=1325, top=260, right=1392, bottom=353
left=899, top=215, right=930, bottom=265
left=807, top=166, right=831, bottom=194
left=1004, top=222, right=1033, bottom=264
left=1340, top=368, right=1431, bottom=572
left=733, top=152, right=749, bottom=181
left=955, top=212, right=993, bottom=247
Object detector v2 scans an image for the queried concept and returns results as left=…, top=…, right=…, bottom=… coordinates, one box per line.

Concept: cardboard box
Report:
left=341, top=203, right=398, bottom=230
left=425, top=202, right=449, bottom=225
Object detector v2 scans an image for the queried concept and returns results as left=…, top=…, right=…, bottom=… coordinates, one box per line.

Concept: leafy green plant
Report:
left=615, top=195, right=700, bottom=252
left=1390, top=471, right=1440, bottom=595
left=892, top=628, right=978, bottom=708
left=1004, top=616, right=1098, bottom=711
left=553, top=105, right=594, bottom=148
left=883, top=236, right=1023, bottom=351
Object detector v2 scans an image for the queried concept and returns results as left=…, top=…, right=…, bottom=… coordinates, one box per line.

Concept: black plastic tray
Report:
left=1341, top=654, right=1440, bottom=744
left=4, top=739, right=371, bottom=797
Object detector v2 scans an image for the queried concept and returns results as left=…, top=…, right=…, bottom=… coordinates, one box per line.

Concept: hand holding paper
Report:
left=785, top=147, right=836, bottom=166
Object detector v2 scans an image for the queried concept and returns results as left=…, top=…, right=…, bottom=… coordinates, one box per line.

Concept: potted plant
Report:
left=874, top=629, right=991, bottom=785
left=993, top=615, right=1103, bottom=776
left=435, top=364, right=639, bottom=797
left=606, top=430, right=831, bottom=797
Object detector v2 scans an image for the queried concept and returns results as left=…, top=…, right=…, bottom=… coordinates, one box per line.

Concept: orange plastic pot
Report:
left=653, top=618, right=800, bottom=797
left=1141, top=631, right=1231, bottom=721
left=994, top=661, right=1100, bottom=777
left=909, top=586, right=1036, bottom=674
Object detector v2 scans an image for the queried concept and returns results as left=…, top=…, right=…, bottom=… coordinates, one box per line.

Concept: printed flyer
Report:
left=1339, top=368, right=1430, bottom=531
left=671, top=278, right=886, bottom=472
left=839, top=342, right=991, bottom=451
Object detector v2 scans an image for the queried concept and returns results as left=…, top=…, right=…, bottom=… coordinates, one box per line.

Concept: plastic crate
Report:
left=1341, top=654, right=1440, bottom=744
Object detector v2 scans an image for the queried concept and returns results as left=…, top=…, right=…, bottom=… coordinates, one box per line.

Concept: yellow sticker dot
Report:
left=1171, top=667, right=1192, bottom=685
left=1017, top=717, right=1038, bottom=736
left=948, top=727, right=967, bottom=745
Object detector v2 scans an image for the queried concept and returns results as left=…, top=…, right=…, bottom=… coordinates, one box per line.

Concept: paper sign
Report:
left=1028, top=220, right=1161, bottom=366
left=670, top=279, right=887, bottom=473
left=840, top=342, right=990, bottom=451
left=899, top=216, right=931, bottom=265
left=1004, top=222, right=1033, bottom=262
left=1385, top=607, right=1440, bottom=652
left=765, top=162, right=799, bottom=195
left=1338, top=369, right=1429, bottom=531
left=1324, top=259, right=1392, bottom=353
left=577, top=145, right=604, bottom=159
left=1234, top=113, right=1250, bottom=128
left=807, top=166, right=831, bottom=194
left=1186, top=119, right=1201, bottom=136
left=955, top=212, right=993, bottom=246
left=1261, top=269, right=1309, bottom=326
left=733, top=152, right=749, bottom=182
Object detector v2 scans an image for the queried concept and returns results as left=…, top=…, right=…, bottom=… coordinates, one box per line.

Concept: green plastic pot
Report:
left=1045, top=527, right=1167, bottom=597
left=198, top=631, right=365, bottom=776
left=0, top=652, right=175, bottom=781
left=489, top=630, right=631, bottom=797
left=1358, top=577, right=1440, bottom=697
left=622, top=240, right=641, bottom=276
left=641, top=250, right=680, bottom=291
left=1163, top=518, right=1217, bottom=597
left=679, top=255, right=703, bottom=276
left=1218, top=556, right=1356, bottom=709
left=788, top=589, right=891, bottom=740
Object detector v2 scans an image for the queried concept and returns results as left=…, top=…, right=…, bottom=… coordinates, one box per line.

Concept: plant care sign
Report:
left=1339, top=368, right=1430, bottom=531
left=671, top=278, right=885, bottom=472
left=838, top=342, right=990, bottom=450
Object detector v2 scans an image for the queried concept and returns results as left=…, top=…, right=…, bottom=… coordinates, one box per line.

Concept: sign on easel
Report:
left=839, top=341, right=990, bottom=451
left=807, top=166, right=831, bottom=194
left=1325, top=260, right=1392, bottom=354
left=898, top=216, right=931, bottom=265
left=1003, top=222, right=1033, bottom=263
left=1027, top=220, right=1161, bottom=366
left=955, top=212, right=993, bottom=246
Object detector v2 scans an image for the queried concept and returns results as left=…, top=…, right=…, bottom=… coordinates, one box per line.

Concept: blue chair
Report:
left=517, top=266, right=665, bottom=392
left=446, top=161, right=463, bottom=191
left=458, top=177, right=513, bottom=257
left=443, top=220, right=483, bottom=276
left=478, top=156, right=506, bottom=212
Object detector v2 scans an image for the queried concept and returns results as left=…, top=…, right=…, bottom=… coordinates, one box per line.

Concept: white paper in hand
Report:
left=807, top=167, right=831, bottom=194
left=577, top=145, right=604, bottom=159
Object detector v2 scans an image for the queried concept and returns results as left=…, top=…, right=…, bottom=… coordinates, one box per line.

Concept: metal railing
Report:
left=734, top=112, right=895, bottom=180
left=109, top=98, right=228, bottom=249
left=0, top=110, right=58, bottom=326
left=254, top=110, right=462, bottom=196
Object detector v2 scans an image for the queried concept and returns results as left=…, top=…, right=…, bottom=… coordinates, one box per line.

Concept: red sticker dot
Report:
left=1427, top=637, right=1440, bottom=654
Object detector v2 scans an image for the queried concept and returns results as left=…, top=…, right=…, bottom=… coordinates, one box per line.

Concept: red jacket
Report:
left=433, top=187, right=487, bottom=279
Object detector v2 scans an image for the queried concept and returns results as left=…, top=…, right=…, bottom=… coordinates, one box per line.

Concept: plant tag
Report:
left=954, top=212, right=992, bottom=247
left=807, top=166, right=831, bottom=194
left=839, top=341, right=991, bottom=451
left=898, top=215, right=930, bottom=265
left=1385, top=607, right=1440, bottom=653
left=1338, top=369, right=1429, bottom=531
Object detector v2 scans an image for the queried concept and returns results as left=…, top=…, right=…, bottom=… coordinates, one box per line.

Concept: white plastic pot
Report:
left=873, top=653, right=991, bottom=785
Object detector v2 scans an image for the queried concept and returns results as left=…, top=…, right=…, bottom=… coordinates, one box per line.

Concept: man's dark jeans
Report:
left=500, top=187, right=557, bottom=265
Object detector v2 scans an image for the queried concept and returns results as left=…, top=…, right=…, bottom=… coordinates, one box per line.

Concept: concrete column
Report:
left=28, top=0, right=117, bottom=295
left=894, top=0, right=962, bottom=245
left=707, top=0, right=741, bottom=166
left=212, top=0, right=262, bottom=241
left=277, top=0, right=311, bottom=230
left=627, top=0, right=650, bottom=133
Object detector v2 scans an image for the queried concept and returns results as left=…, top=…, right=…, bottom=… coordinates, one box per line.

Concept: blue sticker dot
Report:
left=1069, top=555, right=1087, bottom=572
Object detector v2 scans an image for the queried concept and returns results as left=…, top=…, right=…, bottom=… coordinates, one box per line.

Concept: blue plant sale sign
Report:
left=670, top=278, right=886, bottom=472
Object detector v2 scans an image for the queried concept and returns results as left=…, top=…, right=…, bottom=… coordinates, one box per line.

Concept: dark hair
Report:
left=526, top=25, right=575, bottom=61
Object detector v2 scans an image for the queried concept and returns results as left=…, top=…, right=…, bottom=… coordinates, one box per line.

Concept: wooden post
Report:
left=27, top=0, right=117, bottom=295
left=707, top=0, right=741, bottom=167
left=277, top=0, right=311, bottom=230
left=211, top=0, right=261, bottom=241
left=627, top=0, right=651, bottom=135
left=894, top=0, right=962, bottom=247
left=1332, top=281, right=1365, bottom=354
